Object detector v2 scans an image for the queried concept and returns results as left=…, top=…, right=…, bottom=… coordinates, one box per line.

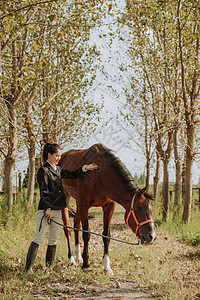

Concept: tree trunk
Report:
left=4, top=102, right=17, bottom=212
left=27, top=145, right=36, bottom=206
left=182, top=125, right=194, bottom=223
left=4, top=157, right=14, bottom=212
left=182, top=160, right=186, bottom=203
left=42, top=75, right=51, bottom=144
left=146, top=155, right=150, bottom=192
left=25, top=95, right=36, bottom=205
left=173, top=159, right=182, bottom=218
left=157, top=129, right=173, bottom=219
left=153, top=153, right=160, bottom=201
left=162, top=158, right=169, bottom=220
left=177, top=1, right=198, bottom=223
left=144, top=85, right=151, bottom=193
left=18, top=172, right=22, bottom=195
left=173, top=128, right=182, bottom=218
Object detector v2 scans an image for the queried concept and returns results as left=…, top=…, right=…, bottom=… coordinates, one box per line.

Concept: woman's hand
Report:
left=45, top=208, right=52, bottom=220
left=85, top=163, right=98, bottom=171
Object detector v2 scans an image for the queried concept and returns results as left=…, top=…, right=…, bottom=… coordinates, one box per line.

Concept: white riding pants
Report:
left=33, top=210, right=62, bottom=246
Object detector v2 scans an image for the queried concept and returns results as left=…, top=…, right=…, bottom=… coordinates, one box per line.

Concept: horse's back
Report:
left=59, top=144, right=104, bottom=198
left=59, top=144, right=105, bottom=170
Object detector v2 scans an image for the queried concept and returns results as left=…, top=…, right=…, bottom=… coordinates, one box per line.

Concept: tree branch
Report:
left=0, top=0, right=58, bottom=21
left=0, top=147, right=7, bottom=157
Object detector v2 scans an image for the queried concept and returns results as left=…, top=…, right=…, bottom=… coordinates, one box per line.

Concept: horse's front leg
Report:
left=102, top=201, right=116, bottom=275
left=74, top=210, right=82, bottom=262
left=61, top=207, right=76, bottom=265
left=80, top=207, right=91, bottom=269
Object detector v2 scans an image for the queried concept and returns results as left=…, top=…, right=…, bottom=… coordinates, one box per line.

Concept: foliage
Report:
left=0, top=0, right=113, bottom=210
left=0, top=0, right=108, bottom=152
left=152, top=192, right=200, bottom=246
left=133, top=172, right=146, bottom=186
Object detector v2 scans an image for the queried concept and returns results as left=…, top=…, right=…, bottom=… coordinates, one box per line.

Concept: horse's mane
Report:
left=93, top=144, right=153, bottom=200
left=94, top=144, right=137, bottom=193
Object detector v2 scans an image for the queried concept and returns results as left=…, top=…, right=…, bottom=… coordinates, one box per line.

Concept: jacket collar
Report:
left=44, top=161, right=60, bottom=177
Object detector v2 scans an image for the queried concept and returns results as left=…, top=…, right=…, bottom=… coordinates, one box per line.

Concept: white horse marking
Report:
left=68, top=256, right=76, bottom=265
left=150, top=222, right=157, bottom=241
left=74, top=244, right=82, bottom=261
left=103, top=254, right=113, bottom=275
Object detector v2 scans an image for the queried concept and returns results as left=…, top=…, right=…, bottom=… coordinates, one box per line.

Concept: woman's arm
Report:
left=37, top=168, right=53, bottom=210
left=61, top=163, right=98, bottom=179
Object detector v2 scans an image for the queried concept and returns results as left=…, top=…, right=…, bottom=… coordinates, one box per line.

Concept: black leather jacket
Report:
left=37, top=161, right=84, bottom=210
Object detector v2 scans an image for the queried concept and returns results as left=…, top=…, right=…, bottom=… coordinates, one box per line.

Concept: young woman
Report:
left=25, top=143, right=98, bottom=272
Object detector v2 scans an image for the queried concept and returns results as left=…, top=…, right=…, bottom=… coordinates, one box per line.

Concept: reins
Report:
left=47, top=218, right=140, bottom=246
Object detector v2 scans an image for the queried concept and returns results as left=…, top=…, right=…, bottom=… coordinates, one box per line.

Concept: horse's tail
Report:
left=68, top=205, right=94, bottom=219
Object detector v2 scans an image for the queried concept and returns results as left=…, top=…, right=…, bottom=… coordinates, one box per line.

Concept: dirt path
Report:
left=33, top=282, right=157, bottom=299
left=23, top=212, right=199, bottom=300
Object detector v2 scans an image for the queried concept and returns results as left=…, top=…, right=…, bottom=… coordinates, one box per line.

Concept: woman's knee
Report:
left=32, top=236, right=43, bottom=245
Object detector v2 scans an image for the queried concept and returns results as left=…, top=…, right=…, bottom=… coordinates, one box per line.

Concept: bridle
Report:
left=125, top=193, right=154, bottom=237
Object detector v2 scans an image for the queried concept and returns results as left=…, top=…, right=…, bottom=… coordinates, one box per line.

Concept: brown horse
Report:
left=59, top=144, right=156, bottom=274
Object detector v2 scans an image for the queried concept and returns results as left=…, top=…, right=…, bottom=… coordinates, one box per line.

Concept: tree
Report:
left=120, top=0, right=200, bottom=222
left=0, top=0, right=111, bottom=209
left=118, top=0, right=177, bottom=218
left=0, top=3, right=30, bottom=211
left=177, top=0, right=200, bottom=223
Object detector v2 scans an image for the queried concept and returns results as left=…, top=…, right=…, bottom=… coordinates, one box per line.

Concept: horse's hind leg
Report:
left=74, top=210, right=82, bottom=262
left=102, top=201, right=116, bottom=274
left=61, top=207, right=76, bottom=264
left=78, top=205, right=91, bottom=269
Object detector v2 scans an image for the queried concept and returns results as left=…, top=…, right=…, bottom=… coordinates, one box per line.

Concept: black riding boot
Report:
left=45, top=245, right=56, bottom=267
left=25, top=241, right=39, bottom=272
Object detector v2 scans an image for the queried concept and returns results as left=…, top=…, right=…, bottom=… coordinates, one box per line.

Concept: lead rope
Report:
left=47, top=218, right=139, bottom=246
left=38, top=210, right=46, bottom=232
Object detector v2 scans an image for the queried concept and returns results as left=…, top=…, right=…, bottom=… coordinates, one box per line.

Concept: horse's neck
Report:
left=103, top=172, right=134, bottom=210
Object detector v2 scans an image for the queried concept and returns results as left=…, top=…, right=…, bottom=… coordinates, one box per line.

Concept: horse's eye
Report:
left=138, top=206, right=142, bottom=211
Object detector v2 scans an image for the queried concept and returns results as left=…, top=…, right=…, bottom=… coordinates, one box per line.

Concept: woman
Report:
left=25, top=143, right=98, bottom=272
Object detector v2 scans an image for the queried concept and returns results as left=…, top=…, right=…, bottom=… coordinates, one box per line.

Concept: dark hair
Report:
left=42, top=143, right=61, bottom=163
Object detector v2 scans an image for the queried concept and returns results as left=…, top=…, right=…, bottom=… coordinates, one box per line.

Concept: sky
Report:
left=12, top=1, right=200, bottom=187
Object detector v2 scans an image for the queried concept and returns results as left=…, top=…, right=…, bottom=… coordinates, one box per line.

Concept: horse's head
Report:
left=124, top=187, right=156, bottom=245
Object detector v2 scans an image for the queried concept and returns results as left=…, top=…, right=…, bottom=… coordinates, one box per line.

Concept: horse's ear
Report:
left=137, top=186, right=147, bottom=197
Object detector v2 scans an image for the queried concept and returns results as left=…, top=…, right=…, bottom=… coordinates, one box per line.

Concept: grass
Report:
left=151, top=195, right=200, bottom=247
left=0, top=193, right=200, bottom=299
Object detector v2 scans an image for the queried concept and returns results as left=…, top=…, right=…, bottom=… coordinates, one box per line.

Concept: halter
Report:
left=125, top=193, right=154, bottom=237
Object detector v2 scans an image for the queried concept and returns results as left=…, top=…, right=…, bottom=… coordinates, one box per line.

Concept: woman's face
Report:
left=48, top=149, right=62, bottom=165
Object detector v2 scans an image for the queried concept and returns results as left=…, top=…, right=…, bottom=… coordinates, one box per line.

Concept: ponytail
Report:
left=42, top=143, right=61, bottom=163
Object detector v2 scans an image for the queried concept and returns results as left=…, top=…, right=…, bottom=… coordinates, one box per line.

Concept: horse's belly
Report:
left=66, top=187, right=78, bottom=199
left=90, top=198, right=113, bottom=207
left=62, top=180, right=78, bottom=199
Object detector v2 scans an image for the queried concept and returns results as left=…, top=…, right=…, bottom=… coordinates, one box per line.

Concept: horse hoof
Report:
left=104, top=268, right=114, bottom=275
left=68, top=256, right=76, bottom=265
left=76, top=258, right=83, bottom=264
left=81, top=263, right=90, bottom=269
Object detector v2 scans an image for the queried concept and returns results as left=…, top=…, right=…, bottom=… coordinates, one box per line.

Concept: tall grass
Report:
left=151, top=193, right=200, bottom=246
